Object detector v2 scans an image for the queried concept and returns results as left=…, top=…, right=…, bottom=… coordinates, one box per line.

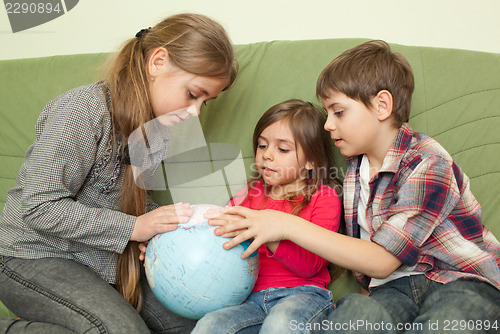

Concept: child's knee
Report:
left=336, top=293, right=372, bottom=311
left=262, top=296, right=333, bottom=333
left=332, top=293, right=397, bottom=324
left=192, top=311, right=238, bottom=334
left=192, top=313, right=220, bottom=333
left=421, top=280, right=500, bottom=320
left=261, top=312, right=296, bottom=334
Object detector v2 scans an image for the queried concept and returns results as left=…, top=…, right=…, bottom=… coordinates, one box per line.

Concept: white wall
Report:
left=1, top=0, right=499, bottom=60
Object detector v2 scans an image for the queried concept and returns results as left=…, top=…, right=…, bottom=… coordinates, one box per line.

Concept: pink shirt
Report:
left=240, top=180, right=341, bottom=291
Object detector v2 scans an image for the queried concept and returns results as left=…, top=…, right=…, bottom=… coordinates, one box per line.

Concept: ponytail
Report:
left=115, top=167, right=147, bottom=310
left=106, top=13, right=237, bottom=310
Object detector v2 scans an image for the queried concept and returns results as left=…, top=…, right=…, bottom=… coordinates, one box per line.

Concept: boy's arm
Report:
left=280, top=214, right=403, bottom=278
left=212, top=207, right=402, bottom=279
left=286, top=154, right=464, bottom=275
left=214, top=153, right=468, bottom=277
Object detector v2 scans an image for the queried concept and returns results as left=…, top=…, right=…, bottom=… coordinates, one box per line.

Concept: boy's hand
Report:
left=205, top=207, right=247, bottom=238
left=207, top=206, right=290, bottom=259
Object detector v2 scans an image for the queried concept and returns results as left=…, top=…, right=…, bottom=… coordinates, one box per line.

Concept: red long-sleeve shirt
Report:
left=240, top=180, right=341, bottom=291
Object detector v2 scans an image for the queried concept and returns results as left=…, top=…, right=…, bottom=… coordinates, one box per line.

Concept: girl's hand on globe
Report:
left=131, top=202, right=193, bottom=242
left=208, top=206, right=292, bottom=258
left=138, top=241, right=148, bottom=262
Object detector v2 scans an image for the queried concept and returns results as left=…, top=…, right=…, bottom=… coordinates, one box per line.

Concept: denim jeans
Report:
left=192, top=285, right=334, bottom=334
left=315, top=275, right=500, bottom=334
left=0, top=255, right=196, bottom=334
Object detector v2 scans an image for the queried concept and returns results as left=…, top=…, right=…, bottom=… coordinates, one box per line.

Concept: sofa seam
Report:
left=0, top=154, right=25, bottom=158
left=424, top=88, right=500, bottom=113
left=469, top=171, right=500, bottom=180
left=431, top=115, right=500, bottom=138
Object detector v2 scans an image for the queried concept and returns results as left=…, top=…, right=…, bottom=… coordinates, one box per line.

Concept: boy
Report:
left=209, top=40, right=500, bottom=333
left=313, top=40, right=500, bottom=333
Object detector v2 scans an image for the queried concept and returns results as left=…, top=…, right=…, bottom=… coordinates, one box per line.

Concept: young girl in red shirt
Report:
left=192, top=99, right=342, bottom=334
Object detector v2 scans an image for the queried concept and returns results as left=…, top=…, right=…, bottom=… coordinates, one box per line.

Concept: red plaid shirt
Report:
left=344, top=123, right=500, bottom=290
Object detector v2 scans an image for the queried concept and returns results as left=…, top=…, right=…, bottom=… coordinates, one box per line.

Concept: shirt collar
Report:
left=379, top=122, right=414, bottom=173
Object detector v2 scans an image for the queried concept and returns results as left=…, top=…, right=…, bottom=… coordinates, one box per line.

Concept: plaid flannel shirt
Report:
left=343, top=123, right=500, bottom=291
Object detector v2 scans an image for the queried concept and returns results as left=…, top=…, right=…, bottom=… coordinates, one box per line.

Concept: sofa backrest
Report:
left=1, top=39, right=499, bottom=238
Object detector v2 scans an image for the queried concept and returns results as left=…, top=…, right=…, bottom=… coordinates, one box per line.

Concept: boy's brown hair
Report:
left=316, top=40, right=414, bottom=128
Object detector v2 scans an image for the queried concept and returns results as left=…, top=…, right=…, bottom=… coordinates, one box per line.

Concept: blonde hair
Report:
left=107, top=13, right=237, bottom=311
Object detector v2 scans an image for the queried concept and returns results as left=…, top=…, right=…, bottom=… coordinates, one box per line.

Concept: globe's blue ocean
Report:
left=145, top=204, right=259, bottom=319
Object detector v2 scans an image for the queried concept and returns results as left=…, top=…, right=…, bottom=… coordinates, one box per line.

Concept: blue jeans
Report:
left=0, top=255, right=196, bottom=333
left=315, top=275, right=500, bottom=333
left=192, top=285, right=334, bottom=334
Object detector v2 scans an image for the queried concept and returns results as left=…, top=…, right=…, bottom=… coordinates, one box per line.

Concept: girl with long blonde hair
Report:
left=0, top=13, right=237, bottom=333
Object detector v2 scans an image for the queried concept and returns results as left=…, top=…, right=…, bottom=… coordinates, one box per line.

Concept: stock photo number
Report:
left=3, top=0, right=79, bottom=33
left=5, top=1, right=62, bottom=14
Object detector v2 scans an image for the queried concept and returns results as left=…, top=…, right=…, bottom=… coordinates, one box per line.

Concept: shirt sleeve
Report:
left=270, top=187, right=342, bottom=277
left=19, top=88, right=135, bottom=254
left=371, top=154, right=461, bottom=267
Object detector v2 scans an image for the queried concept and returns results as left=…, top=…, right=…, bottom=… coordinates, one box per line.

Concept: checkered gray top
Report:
left=0, top=82, right=158, bottom=283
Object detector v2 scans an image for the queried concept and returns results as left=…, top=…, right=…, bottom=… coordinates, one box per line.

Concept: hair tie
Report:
left=135, top=27, right=151, bottom=39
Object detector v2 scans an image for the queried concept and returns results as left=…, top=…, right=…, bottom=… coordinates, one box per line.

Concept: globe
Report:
left=144, top=203, right=259, bottom=319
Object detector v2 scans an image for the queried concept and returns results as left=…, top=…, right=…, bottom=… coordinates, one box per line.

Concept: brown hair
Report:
left=316, top=40, right=414, bottom=128
left=106, top=13, right=237, bottom=311
left=250, top=99, right=342, bottom=213
left=249, top=99, right=344, bottom=279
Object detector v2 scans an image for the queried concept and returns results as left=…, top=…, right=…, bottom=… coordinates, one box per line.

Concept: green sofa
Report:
left=1, top=38, right=499, bottom=318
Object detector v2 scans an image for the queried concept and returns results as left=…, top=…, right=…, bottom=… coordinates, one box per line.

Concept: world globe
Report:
left=144, top=203, right=259, bottom=319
